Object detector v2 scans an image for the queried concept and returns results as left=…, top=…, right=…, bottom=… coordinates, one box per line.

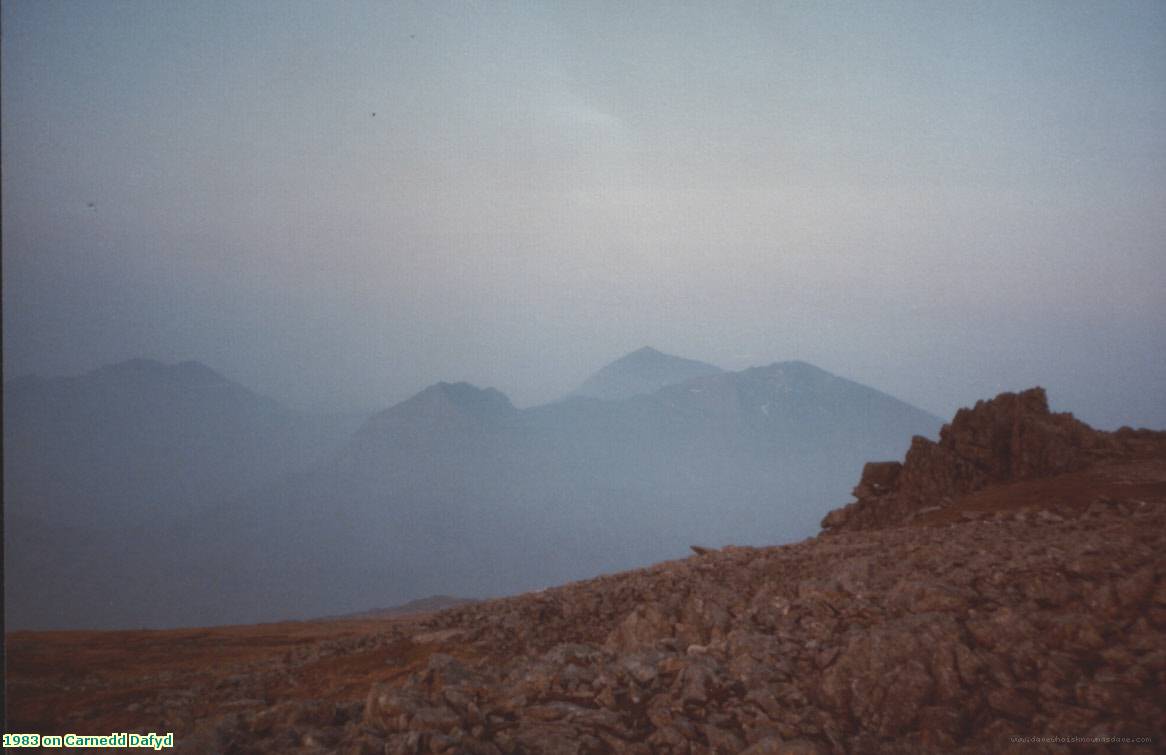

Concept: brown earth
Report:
left=5, top=618, right=446, bottom=741
left=5, top=388, right=1165, bottom=754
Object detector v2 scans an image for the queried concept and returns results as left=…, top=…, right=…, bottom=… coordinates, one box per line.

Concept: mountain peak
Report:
left=571, top=348, right=724, bottom=401
left=354, top=381, right=515, bottom=445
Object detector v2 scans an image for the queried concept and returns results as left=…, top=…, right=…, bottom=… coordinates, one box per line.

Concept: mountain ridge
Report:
left=353, top=353, right=940, bottom=445
left=5, top=351, right=942, bottom=629
left=166, top=354, right=942, bottom=628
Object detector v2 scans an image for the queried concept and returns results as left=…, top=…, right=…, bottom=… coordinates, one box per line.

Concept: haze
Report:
left=3, top=1, right=1165, bottom=428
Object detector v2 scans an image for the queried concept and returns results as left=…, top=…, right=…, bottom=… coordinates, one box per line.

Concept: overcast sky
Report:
left=3, top=1, right=1164, bottom=428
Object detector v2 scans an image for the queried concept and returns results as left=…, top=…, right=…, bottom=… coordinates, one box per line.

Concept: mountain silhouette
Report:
left=570, top=346, right=724, bottom=400
left=175, top=352, right=941, bottom=628
left=5, top=352, right=942, bottom=629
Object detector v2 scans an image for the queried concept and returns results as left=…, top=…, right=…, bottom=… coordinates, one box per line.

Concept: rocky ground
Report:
left=6, top=389, right=1165, bottom=754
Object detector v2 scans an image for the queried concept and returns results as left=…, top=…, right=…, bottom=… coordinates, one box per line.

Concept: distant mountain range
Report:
left=4, top=350, right=941, bottom=629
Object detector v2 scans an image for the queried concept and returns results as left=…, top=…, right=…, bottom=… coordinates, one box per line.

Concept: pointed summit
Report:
left=571, top=347, right=723, bottom=401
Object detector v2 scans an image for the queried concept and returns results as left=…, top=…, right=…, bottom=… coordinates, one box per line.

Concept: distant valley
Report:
left=4, top=348, right=940, bottom=629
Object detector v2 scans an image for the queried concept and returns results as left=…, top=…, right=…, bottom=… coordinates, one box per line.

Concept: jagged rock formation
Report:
left=821, top=387, right=1127, bottom=532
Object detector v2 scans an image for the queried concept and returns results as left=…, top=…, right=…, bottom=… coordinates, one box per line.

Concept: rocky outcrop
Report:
left=822, top=388, right=1123, bottom=532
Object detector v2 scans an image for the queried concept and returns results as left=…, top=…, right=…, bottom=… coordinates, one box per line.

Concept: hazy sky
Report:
left=4, top=1, right=1165, bottom=428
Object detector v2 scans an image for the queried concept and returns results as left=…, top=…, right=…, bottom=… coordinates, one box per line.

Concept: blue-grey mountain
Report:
left=5, top=350, right=941, bottom=629
left=3, top=359, right=362, bottom=628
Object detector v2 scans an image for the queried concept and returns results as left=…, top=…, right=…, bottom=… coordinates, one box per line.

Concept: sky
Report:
left=3, top=0, right=1165, bottom=428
